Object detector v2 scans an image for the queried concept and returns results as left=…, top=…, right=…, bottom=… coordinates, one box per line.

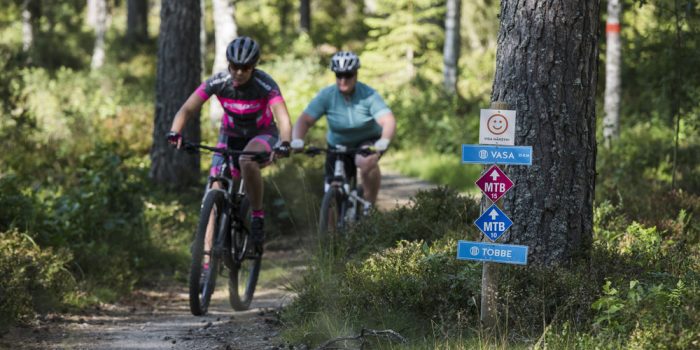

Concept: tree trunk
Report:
left=210, top=0, right=238, bottom=127
left=443, top=0, right=461, bottom=94
left=86, top=0, right=99, bottom=29
left=200, top=0, right=207, bottom=77
left=492, top=1, right=600, bottom=266
left=90, top=0, right=108, bottom=69
left=603, top=0, right=621, bottom=148
left=127, top=0, right=149, bottom=42
left=21, top=0, right=36, bottom=52
left=300, top=0, right=311, bottom=33
left=277, top=0, right=292, bottom=36
left=151, top=0, right=202, bottom=187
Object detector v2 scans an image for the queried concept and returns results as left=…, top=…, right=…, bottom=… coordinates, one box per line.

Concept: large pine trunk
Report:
left=150, top=0, right=202, bottom=187
left=492, top=1, right=600, bottom=266
left=127, top=0, right=149, bottom=42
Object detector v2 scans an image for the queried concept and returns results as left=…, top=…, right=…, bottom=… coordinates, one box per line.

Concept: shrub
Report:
left=0, top=230, right=74, bottom=331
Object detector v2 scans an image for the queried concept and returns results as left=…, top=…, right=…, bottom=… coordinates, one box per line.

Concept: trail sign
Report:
left=474, top=204, right=513, bottom=242
left=461, top=145, right=533, bottom=165
left=457, top=241, right=528, bottom=265
left=476, top=165, right=513, bottom=202
left=479, top=109, right=516, bottom=145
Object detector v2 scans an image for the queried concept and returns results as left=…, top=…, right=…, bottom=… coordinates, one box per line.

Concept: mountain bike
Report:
left=181, top=141, right=275, bottom=315
left=303, top=146, right=375, bottom=235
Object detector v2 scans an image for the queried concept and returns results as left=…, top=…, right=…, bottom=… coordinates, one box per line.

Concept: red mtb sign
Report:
left=475, top=165, right=513, bottom=202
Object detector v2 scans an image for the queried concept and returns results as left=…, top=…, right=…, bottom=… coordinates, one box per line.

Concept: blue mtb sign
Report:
left=474, top=204, right=513, bottom=242
left=457, top=241, right=528, bottom=265
left=462, top=144, right=533, bottom=165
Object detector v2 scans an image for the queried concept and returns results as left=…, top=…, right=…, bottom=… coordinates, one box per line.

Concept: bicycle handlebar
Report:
left=300, top=145, right=378, bottom=157
left=179, top=140, right=278, bottom=163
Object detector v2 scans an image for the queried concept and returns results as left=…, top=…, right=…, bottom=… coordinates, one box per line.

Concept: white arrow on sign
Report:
left=490, top=169, right=500, bottom=181
left=489, top=209, right=499, bottom=220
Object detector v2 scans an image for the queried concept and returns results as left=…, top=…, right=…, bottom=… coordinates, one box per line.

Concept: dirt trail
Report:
left=0, top=172, right=436, bottom=350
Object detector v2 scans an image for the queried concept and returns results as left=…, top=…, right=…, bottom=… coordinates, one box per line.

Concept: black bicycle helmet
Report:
left=226, top=36, right=260, bottom=66
left=330, top=51, right=360, bottom=73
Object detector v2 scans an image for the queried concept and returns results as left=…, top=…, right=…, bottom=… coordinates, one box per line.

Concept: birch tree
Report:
left=151, top=0, right=202, bottom=186
left=443, top=0, right=460, bottom=94
left=493, top=0, right=601, bottom=266
left=90, top=0, right=108, bottom=69
left=603, top=0, right=621, bottom=148
left=21, top=0, right=40, bottom=52
left=209, top=0, right=238, bottom=126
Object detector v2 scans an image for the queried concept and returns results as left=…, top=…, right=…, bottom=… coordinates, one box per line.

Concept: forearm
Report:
left=170, top=93, right=205, bottom=133
left=271, top=102, right=292, bottom=142
left=293, top=113, right=315, bottom=140
left=377, top=113, right=396, bottom=140
left=277, top=117, right=292, bottom=143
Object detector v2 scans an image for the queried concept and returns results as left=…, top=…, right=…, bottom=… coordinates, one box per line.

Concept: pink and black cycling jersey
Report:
left=195, top=69, right=284, bottom=137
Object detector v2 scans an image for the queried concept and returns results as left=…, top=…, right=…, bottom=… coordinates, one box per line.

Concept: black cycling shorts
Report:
left=324, top=138, right=379, bottom=183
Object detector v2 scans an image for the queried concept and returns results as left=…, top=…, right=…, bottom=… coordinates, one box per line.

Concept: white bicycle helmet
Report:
left=330, top=51, right=360, bottom=73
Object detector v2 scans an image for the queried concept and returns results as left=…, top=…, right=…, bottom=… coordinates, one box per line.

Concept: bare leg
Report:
left=203, top=181, right=222, bottom=265
left=239, top=142, right=267, bottom=211
left=355, top=153, right=381, bottom=204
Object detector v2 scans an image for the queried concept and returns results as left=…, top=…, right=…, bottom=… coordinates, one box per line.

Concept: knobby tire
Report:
left=189, top=190, right=225, bottom=316
left=319, top=187, right=345, bottom=235
left=228, top=198, right=262, bottom=311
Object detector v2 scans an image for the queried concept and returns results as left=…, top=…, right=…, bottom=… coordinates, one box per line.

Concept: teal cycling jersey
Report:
left=303, top=82, right=392, bottom=146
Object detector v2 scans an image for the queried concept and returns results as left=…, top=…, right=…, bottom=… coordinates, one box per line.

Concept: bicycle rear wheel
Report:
left=228, top=198, right=262, bottom=311
left=189, top=190, right=224, bottom=316
left=319, top=187, right=345, bottom=235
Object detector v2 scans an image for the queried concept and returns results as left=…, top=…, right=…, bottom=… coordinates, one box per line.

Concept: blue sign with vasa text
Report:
left=462, top=144, right=533, bottom=165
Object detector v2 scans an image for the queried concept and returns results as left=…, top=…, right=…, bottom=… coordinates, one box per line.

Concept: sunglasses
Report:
left=335, top=72, right=356, bottom=80
left=229, top=64, right=254, bottom=72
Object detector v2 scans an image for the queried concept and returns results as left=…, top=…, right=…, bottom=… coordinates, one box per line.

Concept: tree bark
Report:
left=127, top=0, right=149, bottom=42
left=90, top=0, right=108, bottom=69
left=492, top=1, right=600, bottom=266
left=443, top=0, right=461, bottom=94
left=300, top=0, right=311, bottom=33
left=200, top=0, right=206, bottom=77
left=277, top=0, right=292, bottom=36
left=21, top=0, right=37, bottom=52
left=151, top=0, right=202, bottom=187
left=603, top=0, right=621, bottom=148
left=209, top=0, right=238, bottom=126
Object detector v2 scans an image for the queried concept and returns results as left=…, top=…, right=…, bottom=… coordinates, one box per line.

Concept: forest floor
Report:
left=0, top=171, right=437, bottom=350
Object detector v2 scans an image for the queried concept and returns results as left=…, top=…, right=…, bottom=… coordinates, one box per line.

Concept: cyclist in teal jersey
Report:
left=167, top=37, right=292, bottom=256
left=291, top=51, right=396, bottom=209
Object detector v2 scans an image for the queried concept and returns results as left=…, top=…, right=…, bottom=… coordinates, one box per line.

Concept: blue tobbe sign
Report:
left=456, top=241, right=528, bottom=265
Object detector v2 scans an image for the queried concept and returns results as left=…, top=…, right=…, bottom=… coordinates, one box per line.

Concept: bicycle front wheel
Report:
left=189, top=190, right=224, bottom=316
left=319, top=187, right=345, bottom=235
left=228, top=198, right=261, bottom=311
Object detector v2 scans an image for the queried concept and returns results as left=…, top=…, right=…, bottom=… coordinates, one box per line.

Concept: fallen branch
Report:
left=314, top=328, right=407, bottom=350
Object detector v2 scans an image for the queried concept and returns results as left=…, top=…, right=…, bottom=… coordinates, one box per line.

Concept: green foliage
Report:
left=344, top=187, right=480, bottom=257
left=596, top=121, right=700, bottom=224
left=591, top=279, right=700, bottom=349
left=282, top=189, right=482, bottom=345
left=362, top=0, right=445, bottom=87
left=0, top=230, right=74, bottom=331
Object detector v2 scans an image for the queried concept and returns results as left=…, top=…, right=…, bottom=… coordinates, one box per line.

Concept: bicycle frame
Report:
left=184, top=141, right=269, bottom=265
